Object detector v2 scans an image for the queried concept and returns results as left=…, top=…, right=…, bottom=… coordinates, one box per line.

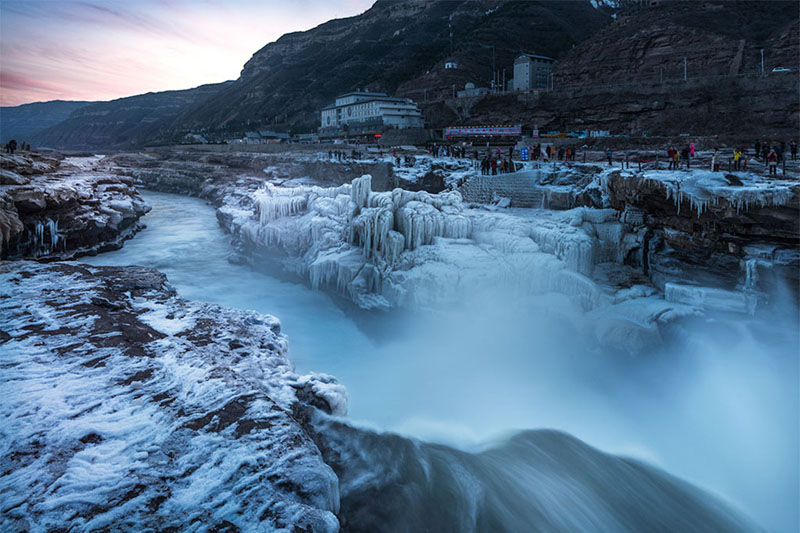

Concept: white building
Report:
left=319, top=90, right=424, bottom=137
left=513, top=54, right=556, bottom=91
left=457, top=82, right=489, bottom=98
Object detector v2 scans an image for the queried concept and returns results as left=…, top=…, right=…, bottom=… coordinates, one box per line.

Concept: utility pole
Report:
left=660, top=66, right=663, bottom=83
left=683, top=56, right=687, bottom=81
left=760, top=49, right=764, bottom=74
left=492, top=45, right=496, bottom=93
left=502, top=69, right=506, bottom=93
left=475, top=43, right=497, bottom=93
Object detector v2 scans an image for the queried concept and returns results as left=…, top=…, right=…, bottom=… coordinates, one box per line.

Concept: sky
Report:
left=0, top=0, right=375, bottom=107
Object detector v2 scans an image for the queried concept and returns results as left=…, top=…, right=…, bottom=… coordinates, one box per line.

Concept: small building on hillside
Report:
left=457, top=82, right=489, bottom=98
left=319, top=90, right=424, bottom=139
left=513, top=54, right=556, bottom=91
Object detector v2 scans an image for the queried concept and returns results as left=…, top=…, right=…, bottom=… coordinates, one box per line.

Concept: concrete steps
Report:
left=459, top=172, right=546, bottom=207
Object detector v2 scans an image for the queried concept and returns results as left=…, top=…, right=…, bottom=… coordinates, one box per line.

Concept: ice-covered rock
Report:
left=236, top=173, right=656, bottom=312
left=0, top=262, right=343, bottom=532
left=0, top=154, right=149, bottom=259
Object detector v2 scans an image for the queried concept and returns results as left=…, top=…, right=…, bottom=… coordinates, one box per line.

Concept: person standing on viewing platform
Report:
left=767, top=149, right=778, bottom=176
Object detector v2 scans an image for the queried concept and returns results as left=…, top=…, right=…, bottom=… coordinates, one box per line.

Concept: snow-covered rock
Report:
left=1, top=154, right=149, bottom=259
left=0, top=262, right=344, bottom=532
left=234, top=174, right=645, bottom=312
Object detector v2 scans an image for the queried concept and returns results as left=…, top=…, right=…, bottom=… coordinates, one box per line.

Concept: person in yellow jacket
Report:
left=733, top=148, right=742, bottom=170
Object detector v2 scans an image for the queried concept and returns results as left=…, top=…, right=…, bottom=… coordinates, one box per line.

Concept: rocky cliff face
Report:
left=15, top=0, right=800, bottom=149
left=603, top=169, right=800, bottom=299
left=0, top=261, right=344, bottom=532
left=555, top=1, right=799, bottom=86
left=0, top=153, right=149, bottom=259
left=459, top=70, right=798, bottom=138
left=451, top=0, right=799, bottom=137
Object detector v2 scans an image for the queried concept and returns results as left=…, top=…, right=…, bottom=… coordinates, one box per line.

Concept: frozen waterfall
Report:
left=239, top=174, right=659, bottom=312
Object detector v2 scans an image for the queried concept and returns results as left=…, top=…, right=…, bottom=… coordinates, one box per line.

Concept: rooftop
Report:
left=516, top=53, right=556, bottom=62
left=323, top=96, right=413, bottom=110
left=336, top=90, right=389, bottom=98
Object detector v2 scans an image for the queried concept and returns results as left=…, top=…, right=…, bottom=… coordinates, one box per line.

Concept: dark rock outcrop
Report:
left=310, top=418, right=757, bottom=532
left=0, top=153, right=149, bottom=259
left=604, top=169, right=800, bottom=296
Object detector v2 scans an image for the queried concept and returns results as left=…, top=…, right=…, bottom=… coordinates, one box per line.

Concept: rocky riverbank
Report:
left=0, top=152, right=149, bottom=260
left=0, top=261, right=345, bottom=532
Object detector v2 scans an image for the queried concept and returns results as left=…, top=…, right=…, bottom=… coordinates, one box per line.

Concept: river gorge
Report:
left=2, top=150, right=798, bottom=532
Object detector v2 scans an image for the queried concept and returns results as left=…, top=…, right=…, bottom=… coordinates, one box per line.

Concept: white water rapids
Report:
left=80, top=190, right=799, bottom=532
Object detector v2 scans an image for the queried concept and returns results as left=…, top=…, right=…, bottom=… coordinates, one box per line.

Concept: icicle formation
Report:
left=352, top=207, right=394, bottom=260
left=254, top=185, right=309, bottom=223
left=247, top=174, right=475, bottom=300
left=30, top=218, right=63, bottom=256
left=252, top=174, right=473, bottom=260
left=643, top=170, right=797, bottom=217
left=351, top=174, right=371, bottom=210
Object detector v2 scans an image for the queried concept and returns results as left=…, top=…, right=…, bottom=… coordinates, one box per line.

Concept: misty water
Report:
left=81, top=190, right=799, bottom=532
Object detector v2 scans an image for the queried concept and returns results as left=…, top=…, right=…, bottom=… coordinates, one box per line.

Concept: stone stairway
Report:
left=459, top=171, right=546, bottom=207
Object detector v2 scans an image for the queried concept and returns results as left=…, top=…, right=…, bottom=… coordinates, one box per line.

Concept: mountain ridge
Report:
left=21, top=0, right=800, bottom=149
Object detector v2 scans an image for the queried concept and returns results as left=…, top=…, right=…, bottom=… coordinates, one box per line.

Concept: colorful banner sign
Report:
left=444, top=125, right=522, bottom=138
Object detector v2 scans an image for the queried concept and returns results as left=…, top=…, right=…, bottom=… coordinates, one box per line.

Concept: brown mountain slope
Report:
left=442, top=0, right=799, bottom=138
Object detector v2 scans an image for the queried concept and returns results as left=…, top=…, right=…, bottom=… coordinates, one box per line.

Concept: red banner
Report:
left=445, top=125, right=522, bottom=138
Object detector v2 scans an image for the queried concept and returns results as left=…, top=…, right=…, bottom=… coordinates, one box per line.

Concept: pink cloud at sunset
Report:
left=0, top=0, right=375, bottom=107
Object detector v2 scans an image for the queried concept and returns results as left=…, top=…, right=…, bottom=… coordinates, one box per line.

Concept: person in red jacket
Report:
left=767, top=149, right=778, bottom=176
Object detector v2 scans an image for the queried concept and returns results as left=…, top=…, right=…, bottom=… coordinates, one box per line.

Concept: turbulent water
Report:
left=81, top=190, right=799, bottom=532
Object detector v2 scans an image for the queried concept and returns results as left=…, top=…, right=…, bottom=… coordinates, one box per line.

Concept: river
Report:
left=80, top=190, right=799, bottom=532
